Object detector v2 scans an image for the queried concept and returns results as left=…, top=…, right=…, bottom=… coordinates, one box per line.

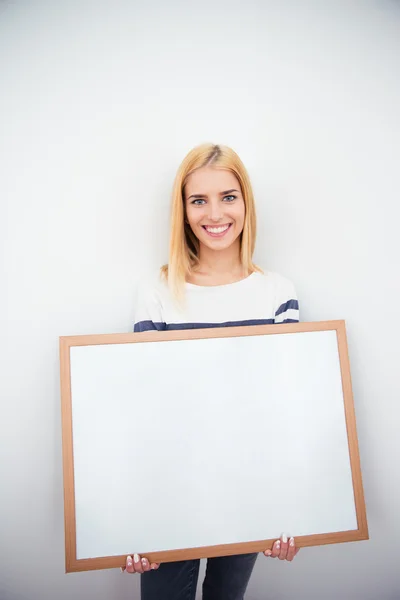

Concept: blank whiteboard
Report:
left=60, top=320, right=368, bottom=572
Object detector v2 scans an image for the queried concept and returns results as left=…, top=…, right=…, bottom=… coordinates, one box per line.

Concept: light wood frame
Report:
left=60, top=320, right=368, bottom=573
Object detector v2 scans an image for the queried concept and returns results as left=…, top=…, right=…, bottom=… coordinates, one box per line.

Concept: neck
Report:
left=194, top=242, right=247, bottom=282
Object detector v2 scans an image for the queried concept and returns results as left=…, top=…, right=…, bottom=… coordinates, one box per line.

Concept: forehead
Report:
left=185, top=167, right=240, bottom=195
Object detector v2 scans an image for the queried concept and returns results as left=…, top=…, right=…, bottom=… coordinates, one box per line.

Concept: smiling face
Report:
left=184, top=166, right=245, bottom=256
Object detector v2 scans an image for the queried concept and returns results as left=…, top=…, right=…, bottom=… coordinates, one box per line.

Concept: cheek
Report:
left=232, top=202, right=245, bottom=226
left=185, top=205, right=202, bottom=228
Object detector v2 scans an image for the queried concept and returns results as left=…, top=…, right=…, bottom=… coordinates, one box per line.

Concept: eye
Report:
left=223, top=195, right=236, bottom=202
left=191, top=199, right=206, bottom=205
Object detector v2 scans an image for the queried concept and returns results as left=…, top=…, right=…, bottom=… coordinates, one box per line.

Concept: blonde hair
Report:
left=161, top=143, right=260, bottom=298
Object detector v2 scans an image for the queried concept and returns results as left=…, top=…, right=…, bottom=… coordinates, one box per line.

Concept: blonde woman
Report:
left=124, top=144, right=300, bottom=599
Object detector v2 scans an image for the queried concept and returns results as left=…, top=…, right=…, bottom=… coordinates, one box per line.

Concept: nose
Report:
left=208, top=200, right=223, bottom=222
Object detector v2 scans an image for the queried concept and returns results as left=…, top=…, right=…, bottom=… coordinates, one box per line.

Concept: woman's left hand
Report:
left=264, top=534, right=300, bottom=561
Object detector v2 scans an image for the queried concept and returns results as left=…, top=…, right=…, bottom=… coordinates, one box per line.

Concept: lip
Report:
left=202, top=223, right=232, bottom=238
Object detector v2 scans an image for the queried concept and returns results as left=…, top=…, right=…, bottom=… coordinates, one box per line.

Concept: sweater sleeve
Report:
left=133, top=278, right=166, bottom=332
left=274, top=276, right=300, bottom=324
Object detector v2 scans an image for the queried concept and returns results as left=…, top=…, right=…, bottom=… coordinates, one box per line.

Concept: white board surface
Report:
left=69, top=330, right=357, bottom=559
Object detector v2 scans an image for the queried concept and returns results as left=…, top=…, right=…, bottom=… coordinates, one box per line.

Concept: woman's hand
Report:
left=120, top=535, right=298, bottom=573
left=264, top=534, right=300, bottom=562
left=121, top=554, right=160, bottom=573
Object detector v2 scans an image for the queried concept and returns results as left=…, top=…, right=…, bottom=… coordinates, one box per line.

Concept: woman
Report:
left=124, top=143, right=300, bottom=599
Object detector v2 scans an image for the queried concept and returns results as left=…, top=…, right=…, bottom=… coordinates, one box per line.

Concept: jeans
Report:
left=141, top=553, right=258, bottom=600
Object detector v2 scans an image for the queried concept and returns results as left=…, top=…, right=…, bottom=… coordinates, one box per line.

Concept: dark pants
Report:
left=141, top=553, right=258, bottom=600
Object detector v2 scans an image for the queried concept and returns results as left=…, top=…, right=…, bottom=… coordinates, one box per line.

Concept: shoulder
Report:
left=252, top=269, right=299, bottom=322
left=135, top=270, right=169, bottom=302
left=133, top=271, right=170, bottom=332
left=252, top=269, right=297, bottom=295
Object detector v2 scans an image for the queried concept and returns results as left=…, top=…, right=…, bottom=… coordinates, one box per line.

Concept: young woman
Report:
left=123, top=143, right=300, bottom=599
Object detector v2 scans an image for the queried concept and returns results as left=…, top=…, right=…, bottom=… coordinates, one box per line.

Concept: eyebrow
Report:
left=187, top=189, right=239, bottom=200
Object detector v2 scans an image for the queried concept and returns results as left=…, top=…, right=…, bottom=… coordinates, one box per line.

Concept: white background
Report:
left=70, top=331, right=356, bottom=558
left=1, top=1, right=399, bottom=599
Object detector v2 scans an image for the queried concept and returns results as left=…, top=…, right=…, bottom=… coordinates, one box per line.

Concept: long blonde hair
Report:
left=161, top=143, right=260, bottom=298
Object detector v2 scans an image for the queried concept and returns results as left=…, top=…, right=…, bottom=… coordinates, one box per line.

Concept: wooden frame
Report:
left=60, top=320, right=368, bottom=573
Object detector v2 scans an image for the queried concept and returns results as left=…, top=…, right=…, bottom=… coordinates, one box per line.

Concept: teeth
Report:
left=205, top=225, right=230, bottom=234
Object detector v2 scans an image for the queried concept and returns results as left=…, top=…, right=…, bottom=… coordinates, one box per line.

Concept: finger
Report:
left=286, top=537, right=296, bottom=561
left=271, top=539, right=280, bottom=558
left=132, top=554, right=144, bottom=574
left=263, top=549, right=272, bottom=557
left=141, top=557, right=151, bottom=572
left=125, top=556, right=135, bottom=574
left=150, top=563, right=160, bottom=570
left=279, top=533, right=289, bottom=560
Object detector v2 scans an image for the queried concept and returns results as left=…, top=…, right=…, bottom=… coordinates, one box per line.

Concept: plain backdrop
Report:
left=1, top=1, right=399, bottom=599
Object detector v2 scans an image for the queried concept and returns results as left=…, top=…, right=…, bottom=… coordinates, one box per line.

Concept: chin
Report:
left=205, top=242, right=231, bottom=251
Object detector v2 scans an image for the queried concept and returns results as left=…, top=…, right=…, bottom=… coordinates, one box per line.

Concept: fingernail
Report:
left=289, top=537, right=295, bottom=547
left=276, top=541, right=280, bottom=548
left=142, top=558, right=147, bottom=566
left=134, top=554, right=140, bottom=563
left=151, top=564, right=156, bottom=570
left=265, top=550, right=272, bottom=556
left=282, top=533, right=288, bottom=543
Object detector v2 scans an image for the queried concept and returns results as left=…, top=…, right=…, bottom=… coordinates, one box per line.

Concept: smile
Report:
left=202, top=224, right=232, bottom=237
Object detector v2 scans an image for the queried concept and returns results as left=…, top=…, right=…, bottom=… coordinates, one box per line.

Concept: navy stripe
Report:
left=274, top=299, right=299, bottom=317
left=280, top=318, right=299, bottom=323
left=134, top=320, right=166, bottom=333
left=166, top=319, right=275, bottom=330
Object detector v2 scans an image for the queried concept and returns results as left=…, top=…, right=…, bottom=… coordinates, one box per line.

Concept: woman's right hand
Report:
left=121, top=554, right=160, bottom=574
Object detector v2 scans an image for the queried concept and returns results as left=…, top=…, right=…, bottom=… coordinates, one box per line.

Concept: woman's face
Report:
left=184, top=167, right=245, bottom=254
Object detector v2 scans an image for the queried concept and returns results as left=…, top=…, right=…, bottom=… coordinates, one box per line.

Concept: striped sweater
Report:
left=134, top=270, right=299, bottom=332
